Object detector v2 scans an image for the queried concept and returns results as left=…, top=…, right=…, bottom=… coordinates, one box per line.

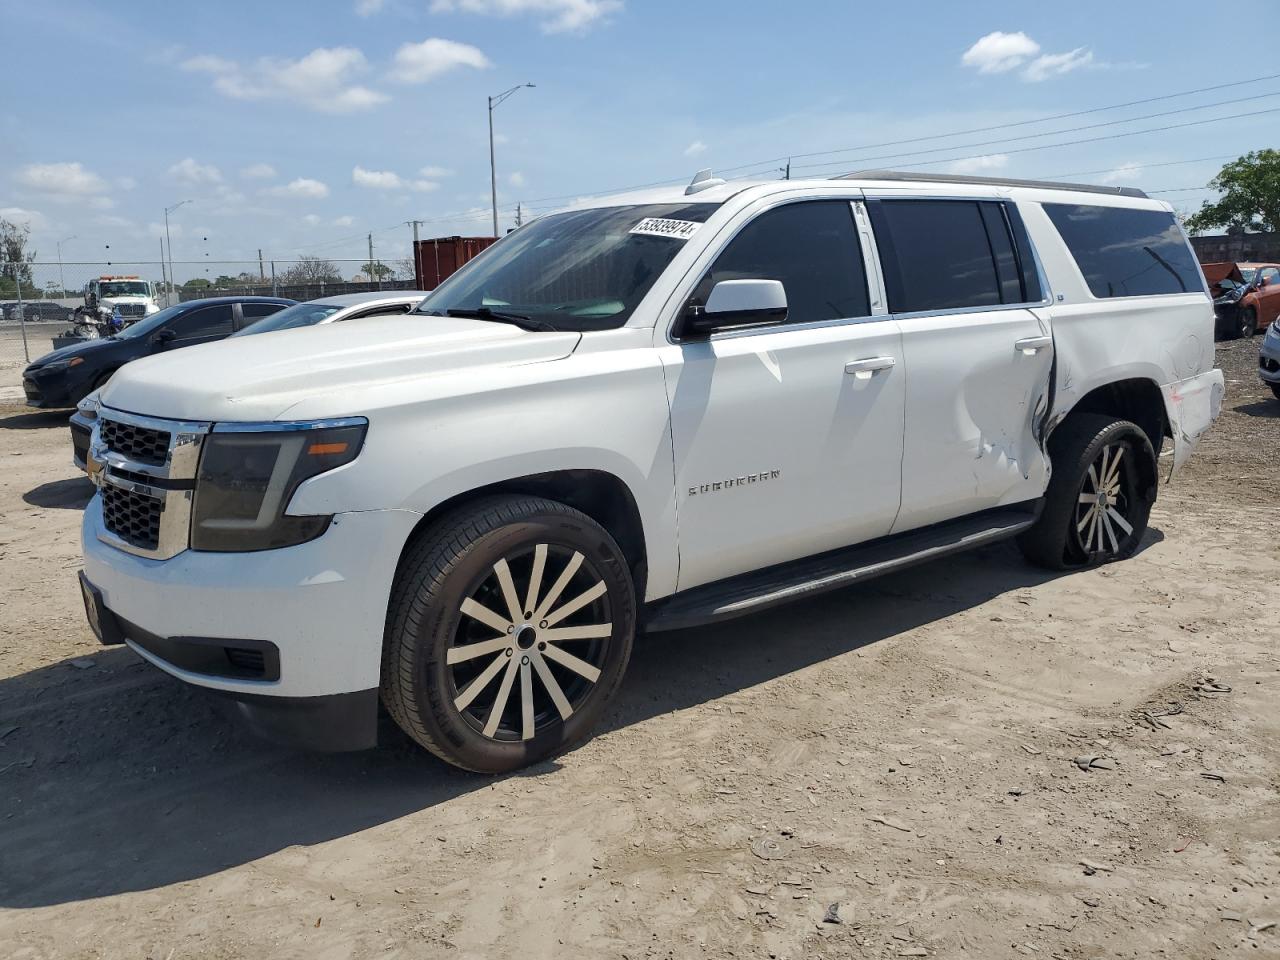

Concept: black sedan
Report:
left=22, top=296, right=294, bottom=409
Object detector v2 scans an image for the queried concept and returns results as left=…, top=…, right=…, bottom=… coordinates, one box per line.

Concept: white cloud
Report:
left=355, top=0, right=386, bottom=14
left=353, top=165, right=439, bottom=191
left=94, top=214, right=135, bottom=229
left=333, top=215, right=355, bottom=227
left=419, top=165, right=454, bottom=178
left=15, top=161, right=108, bottom=198
left=267, top=178, right=330, bottom=199
left=961, top=31, right=1040, bottom=74
left=389, top=38, right=490, bottom=83
left=1022, top=47, right=1093, bottom=82
left=429, top=0, right=621, bottom=34
left=1097, top=162, right=1143, bottom=185
left=182, top=47, right=389, bottom=113
left=962, top=31, right=1096, bottom=83
left=947, top=154, right=1010, bottom=175
left=240, top=163, right=277, bottom=179
left=303, top=213, right=323, bottom=226
left=0, top=206, right=48, bottom=230
left=116, top=177, right=137, bottom=191
left=684, top=140, right=707, bottom=157
left=169, top=156, right=223, bottom=185
left=508, top=171, right=526, bottom=188
left=148, top=222, right=184, bottom=239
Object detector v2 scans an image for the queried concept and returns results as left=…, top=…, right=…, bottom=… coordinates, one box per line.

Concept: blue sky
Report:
left=3, top=0, right=1277, bottom=280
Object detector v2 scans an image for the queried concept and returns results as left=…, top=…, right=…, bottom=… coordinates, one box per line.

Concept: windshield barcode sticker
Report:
left=630, top=218, right=701, bottom=240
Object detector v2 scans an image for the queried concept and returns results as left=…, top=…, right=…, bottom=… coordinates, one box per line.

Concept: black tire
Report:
left=1237, top=307, right=1257, bottom=340
left=1018, top=414, right=1156, bottom=571
left=381, top=495, right=636, bottom=773
left=1270, top=383, right=1280, bottom=402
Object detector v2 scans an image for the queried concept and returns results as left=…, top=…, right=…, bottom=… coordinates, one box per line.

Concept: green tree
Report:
left=361, top=261, right=395, bottom=281
left=1185, top=150, right=1280, bottom=235
left=1, top=218, right=36, bottom=298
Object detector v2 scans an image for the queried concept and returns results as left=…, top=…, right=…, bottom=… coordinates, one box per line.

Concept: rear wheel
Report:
left=1238, top=307, right=1257, bottom=339
left=1018, top=415, right=1156, bottom=570
left=1271, top=383, right=1280, bottom=401
left=381, top=495, right=636, bottom=773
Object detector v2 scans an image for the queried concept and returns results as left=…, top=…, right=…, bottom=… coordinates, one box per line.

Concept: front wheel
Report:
left=381, top=495, right=636, bottom=773
left=1238, top=307, right=1258, bottom=339
left=1018, top=415, right=1156, bottom=570
left=1270, top=383, right=1280, bottom=401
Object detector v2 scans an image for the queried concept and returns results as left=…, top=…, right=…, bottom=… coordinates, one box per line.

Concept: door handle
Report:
left=1014, top=336, right=1052, bottom=355
left=845, top=356, right=896, bottom=379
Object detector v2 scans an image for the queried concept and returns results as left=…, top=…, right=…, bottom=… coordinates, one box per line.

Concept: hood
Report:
left=27, top=336, right=122, bottom=369
left=99, top=295, right=152, bottom=303
left=1201, top=261, right=1247, bottom=298
left=100, top=315, right=582, bottom=422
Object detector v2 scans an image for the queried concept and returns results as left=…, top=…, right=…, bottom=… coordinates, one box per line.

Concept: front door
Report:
left=659, top=199, right=907, bottom=592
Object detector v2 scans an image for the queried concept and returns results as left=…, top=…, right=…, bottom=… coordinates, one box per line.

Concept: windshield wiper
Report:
left=444, top=307, right=557, bottom=332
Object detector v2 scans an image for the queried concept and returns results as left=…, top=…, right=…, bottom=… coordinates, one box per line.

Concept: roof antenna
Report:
left=685, top=168, right=726, bottom=195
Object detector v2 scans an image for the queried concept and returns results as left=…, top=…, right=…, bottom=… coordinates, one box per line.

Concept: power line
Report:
left=790, top=91, right=1280, bottom=173
left=1039, top=154, right=1238, bottom=181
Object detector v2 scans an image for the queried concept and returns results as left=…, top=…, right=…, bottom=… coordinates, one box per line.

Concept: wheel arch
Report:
left=392, top=468, right=650, bottom=604
left=1048, top=377, right=1165, bottom=497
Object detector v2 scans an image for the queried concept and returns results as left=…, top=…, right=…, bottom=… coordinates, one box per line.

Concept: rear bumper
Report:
left=1161, top=369, right=1225, bottom=479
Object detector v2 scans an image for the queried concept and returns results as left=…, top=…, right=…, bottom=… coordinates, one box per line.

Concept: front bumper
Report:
left=23, top=366, right=90, bottom=409
left=1260, top=325, right=1280, bottom=385
left=69, top=412, right=92, bottom=471
left=81, top=497, right=421, bottom=748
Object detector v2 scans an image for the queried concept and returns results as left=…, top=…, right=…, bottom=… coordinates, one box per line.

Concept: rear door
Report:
left=164, top=303, right=235, bottom=347
left=868, top=197, right=1054, bottom=533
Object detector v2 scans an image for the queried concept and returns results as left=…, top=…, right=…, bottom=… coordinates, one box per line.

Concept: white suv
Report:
left=79, top=170, right=1224, bottom=772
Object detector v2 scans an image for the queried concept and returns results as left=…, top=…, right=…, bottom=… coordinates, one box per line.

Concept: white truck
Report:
left=80, top=275, right=163, bottom=326
left=78, top=170, right=1223, bottom=772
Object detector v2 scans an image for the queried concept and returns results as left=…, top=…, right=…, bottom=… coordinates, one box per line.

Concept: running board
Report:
left=643, top=502, right=1041, bottom=633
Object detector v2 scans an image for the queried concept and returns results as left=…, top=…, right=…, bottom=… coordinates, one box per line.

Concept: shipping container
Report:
left=414, top=236, right=498, bottom=290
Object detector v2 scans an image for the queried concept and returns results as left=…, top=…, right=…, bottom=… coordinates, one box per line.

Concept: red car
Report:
left=1205, top=261, right=1280, bottom=339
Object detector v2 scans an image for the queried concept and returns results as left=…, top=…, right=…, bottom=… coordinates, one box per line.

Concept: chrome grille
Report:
left=90, top=409, right=210, bottom=560
left=116, top=303, right=147, bottom=317
left=101, top=484, right=164, bottom=551
left=100, top=418, right=171, bottom=466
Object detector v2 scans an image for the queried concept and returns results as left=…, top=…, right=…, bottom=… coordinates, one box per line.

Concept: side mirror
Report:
left=680, top=279, right=788, bottom=339
left=1260, top=276, right=1271, bottom=288
left=153, top=328, right=176, bottom=346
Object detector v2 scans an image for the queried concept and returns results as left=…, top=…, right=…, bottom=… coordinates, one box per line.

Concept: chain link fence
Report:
left=0, top=258, right=416, bottom=401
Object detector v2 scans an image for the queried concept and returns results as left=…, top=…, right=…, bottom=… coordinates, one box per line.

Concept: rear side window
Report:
left=241, top=302, right=285, bottom=320
left=1043, top=203, right=1202, bottom=298
left=870, top=199, right=1040, bottom=313
left=695, top=200, right=870, bottom=328
left=169, top=304, right=234, bottom=340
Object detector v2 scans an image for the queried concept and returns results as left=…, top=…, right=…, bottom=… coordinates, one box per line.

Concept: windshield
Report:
left=232, top=301, right=344, bottom=336
left=99, top=281, right=150, bottom=298
left=113, top=303, right=186, bottom=339
left=414, top=202, right=720, bottom=331
left=1239, top=267, right=1259, bottom=283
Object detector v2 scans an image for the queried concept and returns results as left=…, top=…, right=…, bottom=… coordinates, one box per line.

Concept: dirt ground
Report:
left=0, top=339, right=1277, bottom=960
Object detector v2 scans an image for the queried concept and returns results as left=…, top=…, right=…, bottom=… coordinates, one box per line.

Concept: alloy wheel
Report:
left=447, top=543, right=613, bottom=742
left=1073, top=443, right=1136, bottom=557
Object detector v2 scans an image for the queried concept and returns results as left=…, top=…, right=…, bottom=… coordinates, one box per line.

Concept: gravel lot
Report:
left=0, top=339, right=1277, bottom=959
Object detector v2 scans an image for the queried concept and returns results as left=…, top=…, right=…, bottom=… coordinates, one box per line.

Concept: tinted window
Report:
left=1043, top=203, right=1202, bottom=298
left=169, top=304, right=233, bottom=340
left=240, top=302, right=286, bottom=319
left=872, top=200, right=1002, bottom=312
left=695, top=201, right=869, bottom=328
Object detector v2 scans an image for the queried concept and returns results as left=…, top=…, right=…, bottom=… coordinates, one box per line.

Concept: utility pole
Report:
left=368, top=233, right=380, bottom=290
left=159, top=239, right=168, bottom=305
left=56, top=235, right=76, bottom=298
left=488, top=83, right=535, bottom=237
left=785, top=158, right=791, bottom=180
left=258, top=248, right=265, bottom=281
left=515, top=203, right=523, bottom=228
left=164, top=199, right=191, bottom=304
left=12, top=268, right=29, bottom=361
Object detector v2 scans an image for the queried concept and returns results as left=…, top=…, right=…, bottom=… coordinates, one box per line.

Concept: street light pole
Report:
left=164, top=199, right=191, bottom=305
left=488, top=83, right=534, bottom=237
left=56, top=235, right=76, bottom=298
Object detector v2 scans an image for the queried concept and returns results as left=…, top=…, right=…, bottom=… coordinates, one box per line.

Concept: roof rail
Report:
left=836, top=169, right=1149, bottom=200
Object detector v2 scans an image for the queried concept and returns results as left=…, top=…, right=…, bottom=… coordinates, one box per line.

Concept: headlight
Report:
left=191, top=418, right=367, bottom=552
left=76, top=391, right=100, bottom=421
left=144, top=303, right=160, bottom=315
left=44, top=357, right=85, bottom=372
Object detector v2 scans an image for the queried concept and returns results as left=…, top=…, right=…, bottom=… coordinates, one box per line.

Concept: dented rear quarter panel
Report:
left=1017, top=196, right=1221, bottom=474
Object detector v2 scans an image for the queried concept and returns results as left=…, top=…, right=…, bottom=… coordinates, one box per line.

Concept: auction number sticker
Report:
left=630, top=218, right=701, bottom=240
